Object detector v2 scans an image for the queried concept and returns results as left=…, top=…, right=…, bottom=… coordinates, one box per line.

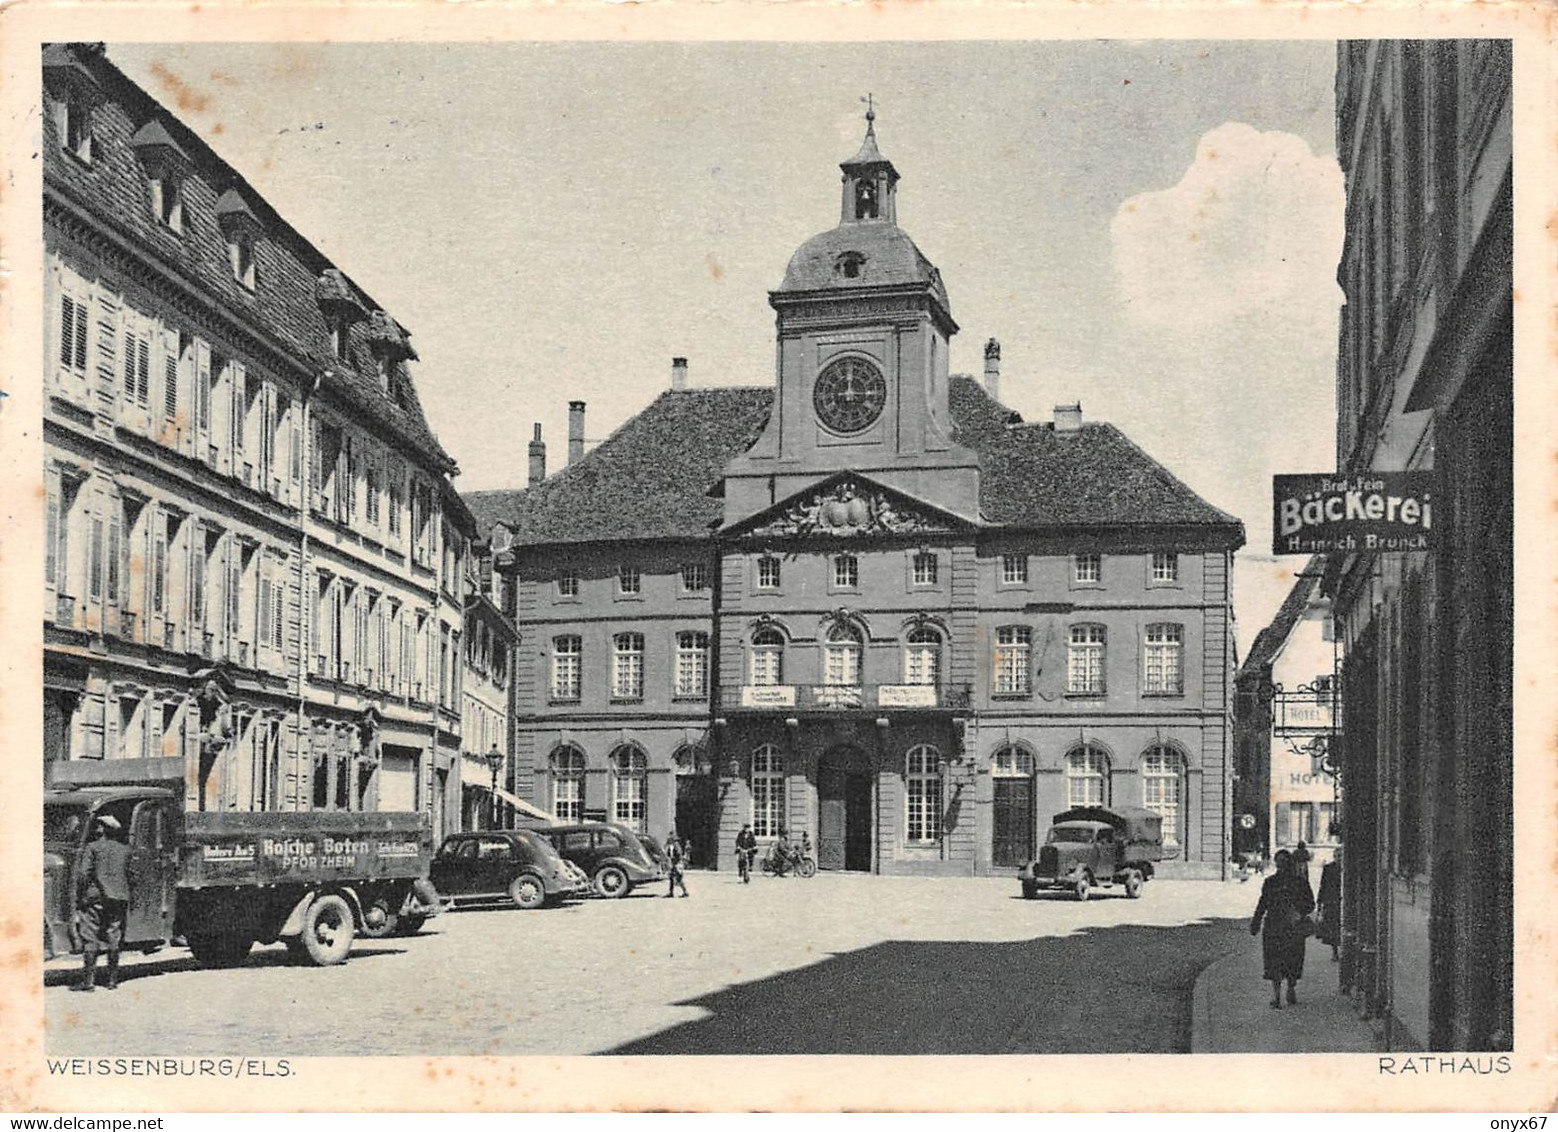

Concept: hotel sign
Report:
left=1272, top=472, right=1434, bottom=555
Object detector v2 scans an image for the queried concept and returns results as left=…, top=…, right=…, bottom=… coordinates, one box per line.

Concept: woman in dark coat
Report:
left=1315, top=850, right=1342, bottom=961
left=1250, top=848, right=1316, bottom=1008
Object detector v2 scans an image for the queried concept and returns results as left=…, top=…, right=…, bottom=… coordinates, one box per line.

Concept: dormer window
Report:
left=216, top=189, right=264, bottom=292
left=131, top=120, right=192, bottom=235
left=44, top=45, right=101, bottom=165
left=363, top=309, right=418, bottom=397
left=330, top=316, right=351, bottom=362
left=149, top=171, right=184, bottom=231
left=315, top=269, right=368, bottom=365
left=229, top=230, right=256, bottom=290
left=836, top=252, right=866, bottom=280
left=854, top=179, right=878, bottom=220
left=53, top=94, right=93, bottom=163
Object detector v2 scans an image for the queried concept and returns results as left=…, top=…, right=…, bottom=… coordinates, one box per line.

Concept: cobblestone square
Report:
left=47, top=876, right=1261, bottom=1057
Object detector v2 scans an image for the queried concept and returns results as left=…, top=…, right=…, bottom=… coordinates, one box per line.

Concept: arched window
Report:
left=1140, top=745, right=1184, bottom=848
left=905, top=745, right=942, bottom=843
left=992, top=746, right=1035, bottom=776
left=904, top=627, right=942, bottom=686
left=750, top=627, right=785, bottom=687
left=823, top=623, right=863, bottom=687
left=750, top=745, right=786, bottom=838
left=610, top=746, right=648, bottom=832
left=550, top=746, right=585, bottom=822
left=855, top=179, right=879, bottom=220
left=1066, top=746, right=1110, bottom=807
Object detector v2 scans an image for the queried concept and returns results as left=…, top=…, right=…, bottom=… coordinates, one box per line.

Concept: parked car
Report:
left=534, top=822, right=667, bottom=898
left=1018, top=806, right=1171, bottom=901
left=428, top=829, right=589, bottom=910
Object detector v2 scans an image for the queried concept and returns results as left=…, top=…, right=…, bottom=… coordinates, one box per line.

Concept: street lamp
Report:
left=484, top=743, right=505, bottom=830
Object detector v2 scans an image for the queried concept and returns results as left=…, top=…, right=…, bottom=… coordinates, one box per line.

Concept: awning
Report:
left=490, top=785, right=557, bottom=824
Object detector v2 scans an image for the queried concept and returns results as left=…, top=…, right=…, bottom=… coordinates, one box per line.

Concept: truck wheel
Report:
left=1124, top=870, right=1143, bottom=899
left=1074, top=875, right=1091, bottom=902
left=1021, top=880, right=1039, bottom=900
left=300, top=894, right=354, bottom=966
left=187, top=932, right=254, bottom=968
left=358, top=897, right=400, bottom=939
left=594, top=865, right=630, bottom=899
left=509, top=874, right=547, bottom=910
left=397, top=913, right=429, bottom=936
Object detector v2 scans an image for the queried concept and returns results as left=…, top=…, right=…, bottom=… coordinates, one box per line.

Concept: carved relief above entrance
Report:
left=745, top=476, right=951, bottom=539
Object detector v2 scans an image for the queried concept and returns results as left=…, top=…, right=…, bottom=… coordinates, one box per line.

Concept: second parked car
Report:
left=535, top=823, right=667, bottom=898
left=429, top=829, right=590, bottom=910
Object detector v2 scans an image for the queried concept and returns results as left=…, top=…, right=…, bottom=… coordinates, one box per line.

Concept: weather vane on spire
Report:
left=861, top=93, right=876, bottom=126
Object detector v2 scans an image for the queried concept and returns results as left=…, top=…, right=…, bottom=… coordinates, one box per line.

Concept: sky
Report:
left=111, top=40, right=1344, bottom=650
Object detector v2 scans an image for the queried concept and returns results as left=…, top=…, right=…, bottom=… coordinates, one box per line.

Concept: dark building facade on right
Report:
left=1328, top=40, right=1511, bottom=1051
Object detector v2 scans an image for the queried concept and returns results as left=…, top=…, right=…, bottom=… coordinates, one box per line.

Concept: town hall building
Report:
left=469, top=111, right=1245, bottom=876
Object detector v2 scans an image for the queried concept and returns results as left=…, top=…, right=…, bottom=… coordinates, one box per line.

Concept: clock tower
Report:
left=722, top=107, right=982, bottom=528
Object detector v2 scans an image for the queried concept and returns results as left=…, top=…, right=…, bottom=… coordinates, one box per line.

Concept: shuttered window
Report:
left=58, top=292, right=89, bottom=374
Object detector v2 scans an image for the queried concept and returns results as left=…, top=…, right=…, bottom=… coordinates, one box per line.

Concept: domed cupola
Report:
left=723, top=100, right=978, bottom=529
left=773, top=103, right=954, bottom=325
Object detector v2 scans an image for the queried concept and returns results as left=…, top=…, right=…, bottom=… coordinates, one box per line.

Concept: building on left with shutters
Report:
left=42, top=43, right=477, bottom=841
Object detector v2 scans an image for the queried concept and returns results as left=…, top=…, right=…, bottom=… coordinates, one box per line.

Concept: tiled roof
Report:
left=948, top=378, right=1243, bottom=529
left=1238, top=557, right=1325, bottom=680
left=467, top=377, right=1243, bottom=548
left=42, top=45, right=454, bottom=472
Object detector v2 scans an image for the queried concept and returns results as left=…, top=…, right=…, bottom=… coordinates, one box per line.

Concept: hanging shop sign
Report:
left=1272, top=472, right=1435, bottom=555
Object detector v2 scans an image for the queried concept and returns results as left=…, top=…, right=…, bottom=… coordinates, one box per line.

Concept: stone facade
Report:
left=474, top=116, right=1243, bottom=877
left=1327, top=39, right=1512, bottom=1051
left=42, top=44, right=475, bottom=841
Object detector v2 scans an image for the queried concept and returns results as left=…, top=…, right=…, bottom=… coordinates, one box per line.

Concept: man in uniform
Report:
left=73, top=813, right=131, bottom=992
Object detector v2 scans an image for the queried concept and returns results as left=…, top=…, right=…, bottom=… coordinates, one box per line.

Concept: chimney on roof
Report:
left=528, top=423, right=546, bottom=486
left=671, top=356, right=688, bottom=391
left=568, top=401, right=586, bottom=465
left=1053, top=402, right=1083, bottom=435
left=983, top=338, right=1001, bottom=402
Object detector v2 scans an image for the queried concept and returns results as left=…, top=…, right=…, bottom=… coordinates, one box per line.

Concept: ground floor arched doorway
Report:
left=817, top=744, right=873, bottom=872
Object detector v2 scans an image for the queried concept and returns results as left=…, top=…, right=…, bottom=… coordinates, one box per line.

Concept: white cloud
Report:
left=1105, top=122, right=1346, bottom=645
left=1111, top=122, right=1344, bottom=338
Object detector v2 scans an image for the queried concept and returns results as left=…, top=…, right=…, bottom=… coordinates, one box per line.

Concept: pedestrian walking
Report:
left=1250, top=848, right=1316, bottom=1008
left=665, top=832, right=689, bottom=898
left=73, top=813, right=131, bottom=992
left=1316, top=848, right=1342, bottom=962
left=735, top=823, right=757, bottom=884
left=1292, top=839, right=1313, bottom=884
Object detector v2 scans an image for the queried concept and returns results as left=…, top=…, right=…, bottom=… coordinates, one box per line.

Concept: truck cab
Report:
left=44, top=787, right=178, bottom=960
left=1018, top=806, right=1168, bottom=901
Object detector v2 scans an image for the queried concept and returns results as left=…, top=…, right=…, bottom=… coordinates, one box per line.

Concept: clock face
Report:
left=813, top=356, right=887, bottom=434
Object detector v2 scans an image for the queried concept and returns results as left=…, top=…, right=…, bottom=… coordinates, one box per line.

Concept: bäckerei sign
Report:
left=1272, top=472, right=1435, bottom=555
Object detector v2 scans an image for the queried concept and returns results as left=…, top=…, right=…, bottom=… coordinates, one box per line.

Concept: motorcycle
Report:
left=760, top=838, right=817, bottom=879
